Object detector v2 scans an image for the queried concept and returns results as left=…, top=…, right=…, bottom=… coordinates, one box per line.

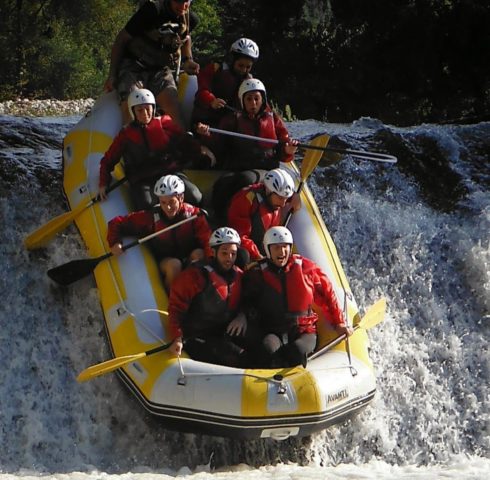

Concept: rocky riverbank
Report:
left=0, top=98, right=95, bottom=117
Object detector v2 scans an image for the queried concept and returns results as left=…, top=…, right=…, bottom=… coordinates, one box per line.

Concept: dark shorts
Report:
left=116, top=58, right=177, bottom=101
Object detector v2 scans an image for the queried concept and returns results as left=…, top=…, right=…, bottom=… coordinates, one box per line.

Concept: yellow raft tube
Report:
left=61, top=75, right=377, bottom=440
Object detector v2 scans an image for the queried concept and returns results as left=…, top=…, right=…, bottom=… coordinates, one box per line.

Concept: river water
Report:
left=0, top=113, right=488, bottom=479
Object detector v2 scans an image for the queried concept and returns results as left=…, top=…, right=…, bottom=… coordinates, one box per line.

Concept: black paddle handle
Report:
left=145, top=342, right=172, bottom=357
left=92, top=177, right=127, bottom=203
left=283, top=180, right=305, bottom=228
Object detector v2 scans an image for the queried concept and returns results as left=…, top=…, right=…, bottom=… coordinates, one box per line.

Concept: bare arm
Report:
left=181, top=35, right=199, bottom=75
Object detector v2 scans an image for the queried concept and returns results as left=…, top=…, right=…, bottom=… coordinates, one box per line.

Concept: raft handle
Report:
left=277, top=383, right=287, bottom=395
left=177, top=376, right=187, bottom=386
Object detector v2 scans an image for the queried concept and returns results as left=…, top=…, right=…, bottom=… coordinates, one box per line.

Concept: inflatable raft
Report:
left=61, top=75, right=378, bottom=440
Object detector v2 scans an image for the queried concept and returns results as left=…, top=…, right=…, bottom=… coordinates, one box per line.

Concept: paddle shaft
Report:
left=76, top=177, right=128, bottom=222
left=68, top=176, right=127, bottom=215
left=121, top=213, right=200, bottom=252
left=208, top=127, right=397, bottom=163
left=96, top=212, right=200, bottom=260
left=77, top=341, right=172, bottom=382
left=309, top=324, right=361, bottom=361
left=283, top=180, right=303, bottom=227
left=309, top=298, right=386, bottom=361
left=24, top=176, right=127, bottom=250
left=64, top=215, right=199, bottom=268
left=47, top=213, right=201, bottom=285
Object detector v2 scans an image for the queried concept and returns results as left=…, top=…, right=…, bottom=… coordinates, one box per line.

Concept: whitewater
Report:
left=0, top=110, right=488, bottom=479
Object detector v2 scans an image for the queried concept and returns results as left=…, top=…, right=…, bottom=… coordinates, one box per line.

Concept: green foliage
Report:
left=0, top=0, right=488, bottom=124
left=217, top=0, right=490, bottom=125
left=270, top=100, right=297, bottom=122
left=0, top=0, right=136, bottom=100
left=191, top=0, right=223, bottom=62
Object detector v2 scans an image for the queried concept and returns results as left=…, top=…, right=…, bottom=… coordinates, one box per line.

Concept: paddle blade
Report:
left=77, top=352, right=147, bottom=383
left=320, top=136, right=351, bottom=166
left=24, top=202, right=88, bottom=250
left=47, top=256, right=104, bottom=285
left=358, top=298, right=386, bottom=330
left=300, top=134, right=330, bottom=181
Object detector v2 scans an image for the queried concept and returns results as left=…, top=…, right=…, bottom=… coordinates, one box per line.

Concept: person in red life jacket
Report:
left=103, top=0, right=199, bottom=127
left=227, top=168, right=301, bottom=266
left=107, top=175, right=212, bottom=292
left=168, top=227, right=255, bottom=367
left=243, top=226, right=353, bottom=368
left=192, top=38, right=259, bottom=128
left=197, top=78, right=298, bottom=169
left=98, top=88, right=205, bottom=210
left=196, top=78, right=298, bottom=217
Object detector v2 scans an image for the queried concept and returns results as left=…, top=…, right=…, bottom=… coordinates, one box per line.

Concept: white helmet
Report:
left=209, top=227, right=241, bottom=248
left=263, top=226, right=293, bottom=259
left=238, top=78, right=267, bottom=108
left=263, top=169, right=295, bottom=198
left=154, top=175, right=185, bottom=197
left=128, top=88, right=156, bottom=120
left=230, top=38, right=259, bottom=60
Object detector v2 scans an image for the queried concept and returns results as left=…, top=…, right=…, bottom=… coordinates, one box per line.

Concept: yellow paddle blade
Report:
left=76, top=351, right=146, bottom=383
left=300, top=134, right=330, bottom=181
left=358, top=298, right=386, bottom=330
left=24, top=200, right=90, bottom=250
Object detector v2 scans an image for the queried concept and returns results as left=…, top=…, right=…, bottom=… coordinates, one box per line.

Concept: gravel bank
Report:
left=0, top=98, right=95, bottom=117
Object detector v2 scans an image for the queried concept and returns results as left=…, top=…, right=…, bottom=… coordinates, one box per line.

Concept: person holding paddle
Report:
left=227, top=168, right=300, bottom=266
left=98, top=88, right=206, bottom=210
left=196, top=78, right=298, bottom=217
left=192, top=38, right=259, bottom=127
left=168, top=227, right=256, bottom=367
left=107, top=174, right=212, bottom=291
left=243, top=226, right=353, bottom=368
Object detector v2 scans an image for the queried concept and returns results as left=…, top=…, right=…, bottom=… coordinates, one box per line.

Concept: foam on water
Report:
left=0, top=114, right=488, bottom=478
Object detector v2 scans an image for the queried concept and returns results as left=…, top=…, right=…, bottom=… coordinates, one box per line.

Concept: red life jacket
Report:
left=182, top=264, right=243, bottom=338
left=247, top=187, right=281, bottom=256
left=149, top=203, right=201, bottom=259
left=253, top=255, right=318, bottom=334
left=211, top=63, right=245, bottom=108
left=99, top=115, right=184, bottom=188
left=222, top=110, right=279, bottom=170
left=193, top=62, right=246, bottom=125
left=122, top=116, right=179, bottom=181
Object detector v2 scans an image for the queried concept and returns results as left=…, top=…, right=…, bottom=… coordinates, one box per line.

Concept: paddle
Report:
left=284, top=134, right=330, bottom=227
left=47, top=213, right=201, bottom=286
left=309, top=298, right=386, bottom=361
left=77, top=341, right=172, bottom=383
left=24, top=177, right=127, bottom=250
left=208, top=127, right=397, bottom=164
left=77, top=298, right=387, bottom=380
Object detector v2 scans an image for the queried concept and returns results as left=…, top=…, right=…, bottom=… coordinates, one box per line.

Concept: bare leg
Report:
left=159, top=257, right=183, bottom=291
left=156, top=88, right=185, bottom=129
left=120, top=99, right=132, bottom=126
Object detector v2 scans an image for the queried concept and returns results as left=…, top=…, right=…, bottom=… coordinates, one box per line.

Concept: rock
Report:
left=0, top=98, right=95, bottom=117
